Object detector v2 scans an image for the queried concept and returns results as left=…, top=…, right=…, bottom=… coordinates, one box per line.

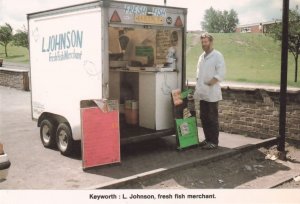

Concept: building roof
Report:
left=237, top=20, right=281, bottom=28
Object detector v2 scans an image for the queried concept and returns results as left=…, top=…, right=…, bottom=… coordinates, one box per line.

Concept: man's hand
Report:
left=206, top=77, right=219, bottom=86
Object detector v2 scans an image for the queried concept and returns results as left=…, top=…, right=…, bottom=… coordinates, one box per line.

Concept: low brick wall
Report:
left=190, top=85, right=300, bottom=141
left=0, top=68, right=30, bottom=91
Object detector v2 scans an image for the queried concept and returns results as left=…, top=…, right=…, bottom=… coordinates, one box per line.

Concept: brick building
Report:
left=236, top=20, right=281, bottom=33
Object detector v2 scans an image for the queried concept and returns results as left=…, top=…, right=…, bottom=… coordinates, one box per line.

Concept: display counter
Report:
left=109, top=68, right=178, bottom=130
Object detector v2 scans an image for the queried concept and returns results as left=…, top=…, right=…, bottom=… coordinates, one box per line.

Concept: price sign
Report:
left=134, top=15, right=164, bottom=25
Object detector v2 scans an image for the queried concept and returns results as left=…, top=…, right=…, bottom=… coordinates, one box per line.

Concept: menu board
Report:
left=156, top=30, right=171, bottom=59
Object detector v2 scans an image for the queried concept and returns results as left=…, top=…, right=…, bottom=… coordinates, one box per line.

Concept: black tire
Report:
left=56, top=123, right=75, bottom=156
left=40, top=119, right=57, bottom=148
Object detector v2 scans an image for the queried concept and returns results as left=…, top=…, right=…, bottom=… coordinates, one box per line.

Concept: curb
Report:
left=85, top=137, right=277, bottom=189
left=270, top=175, right=299, bottom=189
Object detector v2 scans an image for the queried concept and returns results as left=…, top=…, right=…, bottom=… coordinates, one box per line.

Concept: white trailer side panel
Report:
left=29, top=8, right=102, bottom=140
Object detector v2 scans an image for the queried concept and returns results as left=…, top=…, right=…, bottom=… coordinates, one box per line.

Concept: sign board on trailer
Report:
left=80, top=100, right=120, bottom=169
left=108, top=2, right=185, bottom=28
left=171, top=89, right=199, bottom=150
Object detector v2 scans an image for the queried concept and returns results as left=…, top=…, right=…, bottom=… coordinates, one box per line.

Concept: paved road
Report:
left=116, top=147, right=300, bottom=189
left=0, top=86, right=263, bottom=189
left=0, top=86, right=107, bottom=189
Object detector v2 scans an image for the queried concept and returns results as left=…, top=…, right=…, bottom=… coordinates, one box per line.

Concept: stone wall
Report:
left=190, top=85, right=300, bottom=141
left=0, top=68, right=30, bottom=91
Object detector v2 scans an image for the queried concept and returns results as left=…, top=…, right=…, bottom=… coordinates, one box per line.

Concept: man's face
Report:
left=201, top=37, right=212, bottom=52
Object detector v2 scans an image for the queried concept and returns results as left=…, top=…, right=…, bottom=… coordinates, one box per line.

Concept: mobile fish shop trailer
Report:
left=28, top=0, right=187, bottom=156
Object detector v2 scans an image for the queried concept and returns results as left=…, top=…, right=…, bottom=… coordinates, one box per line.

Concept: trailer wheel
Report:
left=40, top=119, right=57, bottom=148
left=56, top=123, right=74, bottom=156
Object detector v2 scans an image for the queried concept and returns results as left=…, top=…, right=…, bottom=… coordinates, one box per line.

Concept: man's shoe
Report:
left=198, top=140, right=208, bottom=147
left=202, top=142, right=218, bottom=150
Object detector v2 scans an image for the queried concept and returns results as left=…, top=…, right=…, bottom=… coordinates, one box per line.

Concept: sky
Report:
left=1, top=0, right=300, bottom=31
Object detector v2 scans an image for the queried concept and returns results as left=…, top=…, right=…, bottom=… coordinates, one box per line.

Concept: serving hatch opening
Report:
left=104, top=1, right=186, bottom=141
left=108, top=25, right=183, bottom=140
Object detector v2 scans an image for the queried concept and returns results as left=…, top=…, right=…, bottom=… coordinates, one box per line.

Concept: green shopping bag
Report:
left=175, top=117, right=199, bottom=149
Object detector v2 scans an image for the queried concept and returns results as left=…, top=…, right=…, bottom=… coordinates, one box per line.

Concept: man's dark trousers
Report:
left=200, top=100, right=219, bottom=145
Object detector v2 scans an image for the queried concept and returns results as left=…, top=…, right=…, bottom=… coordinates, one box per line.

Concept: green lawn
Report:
left=186, top=32, right=300, bottom=88
left=0, top=43, right=29, bottom=64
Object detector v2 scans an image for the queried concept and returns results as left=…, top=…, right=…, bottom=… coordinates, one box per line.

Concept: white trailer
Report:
left=28, top=0, right=187, bottom=156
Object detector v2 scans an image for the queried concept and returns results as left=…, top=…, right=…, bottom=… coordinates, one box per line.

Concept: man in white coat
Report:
left=194, top=33, right=226, bottom=150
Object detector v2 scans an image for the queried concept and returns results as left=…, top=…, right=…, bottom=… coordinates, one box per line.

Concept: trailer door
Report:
left=80, top=100, right=120, bottom=169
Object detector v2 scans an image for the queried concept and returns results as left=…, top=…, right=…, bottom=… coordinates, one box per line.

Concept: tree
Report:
left=201, top=7, right=239, bottom=33
left=222, top=9, right=239, bottom=33
left=13, top=26, right=29, bottom=49
left=0, top=23, right=13, bottom=57
left=267, top=6, right=300, bottom=82
left=201, top=7, right=220, bottom=33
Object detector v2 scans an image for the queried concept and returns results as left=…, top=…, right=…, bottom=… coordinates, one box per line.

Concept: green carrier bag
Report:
left=175, top=117, right=199, bottom=150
